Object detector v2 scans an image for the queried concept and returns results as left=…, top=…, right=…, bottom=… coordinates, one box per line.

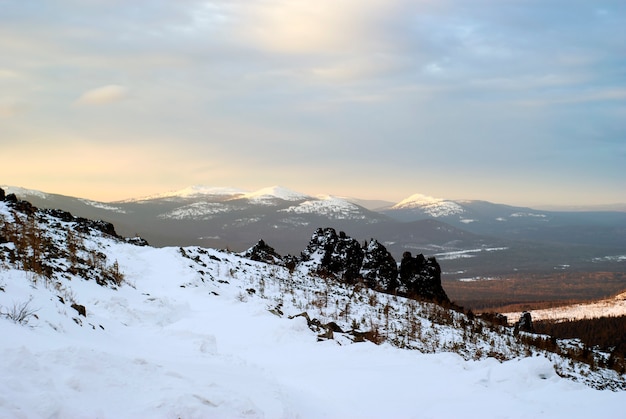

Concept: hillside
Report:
left=1, top=191, right=626, bottom=417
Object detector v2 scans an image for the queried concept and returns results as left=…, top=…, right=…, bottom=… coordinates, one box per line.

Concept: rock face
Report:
left=360, top=239, right=399, bottom=292
left=0, top=187, right=5, bottom=201
left=297, top=227, right=449, bottom=303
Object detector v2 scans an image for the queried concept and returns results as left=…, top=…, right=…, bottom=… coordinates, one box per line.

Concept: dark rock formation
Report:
left=361, top=239, right=399, bottom=292
left=298, top=228, right=449, bottom=304
left=243, top=239, right=283, bottom=264
left=399, top=251, right=449, bottom=303
left=515, top=311, right=533, bottom=333
left=44, top=208, right=74, bottom=222
left=0, top=187, right=5, bottom=201
left=301, top=228, right=364, bottom=283
left=75, top=217, right=119, bottom=238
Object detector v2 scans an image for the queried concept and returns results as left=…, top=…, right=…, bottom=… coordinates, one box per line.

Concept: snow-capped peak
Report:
left=239, top=186, right=311, bottom=202
left=392, top=193, right=464, bottom=217
left=394, top=193, right=446, bottom=208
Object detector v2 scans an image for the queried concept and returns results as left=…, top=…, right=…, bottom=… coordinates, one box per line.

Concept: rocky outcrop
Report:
left=4, top=193, right=17, bottom=204
left=515, top=311, right=533, bottom=333
left=243, top=239, right=283, bottom=265
left=300, top=228, right=364, bottom=283
left=298, top=228, right=449, bottom=304
left=0, top=187, right=5, bottom=201
left=360, top=239, right=399, bottom=292
left=399, top=252, right=449, bottom=303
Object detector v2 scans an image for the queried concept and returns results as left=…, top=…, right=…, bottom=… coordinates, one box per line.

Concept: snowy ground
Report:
left=2, top=199, right=626, bottom=417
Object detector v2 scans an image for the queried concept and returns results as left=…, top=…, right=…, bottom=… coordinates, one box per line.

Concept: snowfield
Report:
left=1, top=200, right=626, bottom=417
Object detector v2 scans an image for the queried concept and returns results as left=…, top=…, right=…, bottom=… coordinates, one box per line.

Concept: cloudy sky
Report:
left=1, top=0, right=625, bottom=206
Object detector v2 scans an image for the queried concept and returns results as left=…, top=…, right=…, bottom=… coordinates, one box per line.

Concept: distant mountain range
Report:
left=3, top=185, right=625, bottom=280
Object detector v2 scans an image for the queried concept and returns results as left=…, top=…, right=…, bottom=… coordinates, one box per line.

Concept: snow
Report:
left=392, top=193, right=465, bottom=217
left=435, top=247, right=508, bottom=261
left=503, top=291, right=626, bottom=323
left=2, top=201, right=626, bottom=417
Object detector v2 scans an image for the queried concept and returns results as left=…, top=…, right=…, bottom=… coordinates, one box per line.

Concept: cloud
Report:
left=76, top=85, right=128, bottom=105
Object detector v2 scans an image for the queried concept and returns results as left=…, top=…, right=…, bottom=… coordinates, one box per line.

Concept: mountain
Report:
left=1, top=192, right=626, bottom=417
left=382, top=193, right=626, bottom=248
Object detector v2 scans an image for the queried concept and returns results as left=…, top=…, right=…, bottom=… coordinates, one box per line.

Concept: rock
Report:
left=361, top=239, right=399, bottom=292
left=0, top=187, right=5, bottom=201
left=301, top=228, right=364, bottom=283
left=45, top=208, right=74, bottom=222
left=243, top=239, right=283, bottom=264
left=399, top=251, right=449, bottom=303
left=516, top=311, right=533, bottom=333
left=71, top=303, right=86, bottom=317
left=75, top=217, right=119, bottom=237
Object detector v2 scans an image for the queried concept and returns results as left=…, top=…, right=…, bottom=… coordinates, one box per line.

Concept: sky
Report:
left=1, top=0, right=625, bottom=207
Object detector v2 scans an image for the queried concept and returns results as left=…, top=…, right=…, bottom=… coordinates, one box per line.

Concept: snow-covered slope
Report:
left=2, top=197, right=626, bottom=417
